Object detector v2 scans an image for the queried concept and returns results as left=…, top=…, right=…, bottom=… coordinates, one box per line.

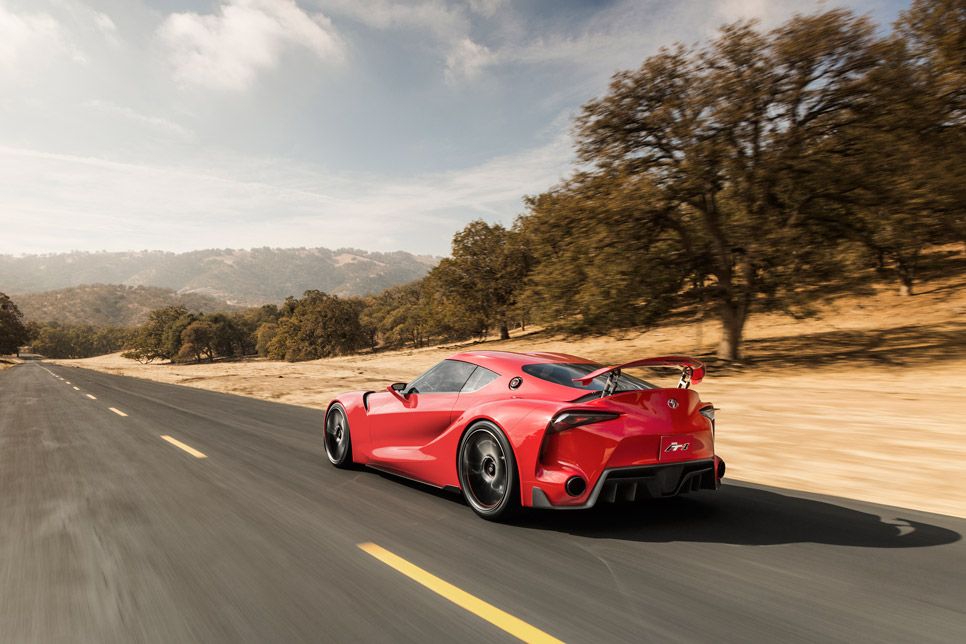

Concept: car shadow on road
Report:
left=516, top=483, right=963, bottom=548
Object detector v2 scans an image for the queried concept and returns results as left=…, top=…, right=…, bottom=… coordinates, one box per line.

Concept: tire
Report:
left=458, top=421, right=519, bottom=521
left=324, top=403, right=353, bottom=468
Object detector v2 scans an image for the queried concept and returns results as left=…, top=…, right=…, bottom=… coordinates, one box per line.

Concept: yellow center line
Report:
left=160, top=435, right=207, bottom=459
left=357, top=543, right=564, bottom=644
left=86, top=394, right=97, bottom=400
left=108, top=407, right=128, bottom=417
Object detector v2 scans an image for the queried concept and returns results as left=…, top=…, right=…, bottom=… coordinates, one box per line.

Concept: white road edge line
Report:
left=108, top=407, right=128, bottom=417
left=160, top=435, right=207, bottom=459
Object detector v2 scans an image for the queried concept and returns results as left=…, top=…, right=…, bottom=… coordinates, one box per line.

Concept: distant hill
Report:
left=0, top=248, right=437, bottom=304
left=14, top=284, right=236, bottom=327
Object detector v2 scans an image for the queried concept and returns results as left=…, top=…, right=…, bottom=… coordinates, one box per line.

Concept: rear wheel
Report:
left=324, top=403, right=352, bottom=468
left=458, top=422, right=518, bottom=520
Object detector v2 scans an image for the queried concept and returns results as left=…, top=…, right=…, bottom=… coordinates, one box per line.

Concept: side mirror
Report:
left=388, top=382, right=408, bottom=399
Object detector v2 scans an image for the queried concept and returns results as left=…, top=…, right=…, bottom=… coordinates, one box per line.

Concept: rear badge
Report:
left=665, top=442, right=690, bottom=452
left=508, top=377, right=522, bottom=390
left=667, top=399, right=679, bottom=409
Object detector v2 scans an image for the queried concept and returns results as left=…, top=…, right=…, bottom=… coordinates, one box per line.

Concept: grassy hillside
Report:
left=0, top=247, right=437, bottom=304
left=14, top=284, right=235, bottom=327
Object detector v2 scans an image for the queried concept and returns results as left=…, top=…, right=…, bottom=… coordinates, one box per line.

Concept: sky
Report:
left=0, top=0, right=908, bottom=257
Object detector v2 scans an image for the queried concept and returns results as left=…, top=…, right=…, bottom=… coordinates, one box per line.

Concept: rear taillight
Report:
left=548, top=410, right=620, bottom=433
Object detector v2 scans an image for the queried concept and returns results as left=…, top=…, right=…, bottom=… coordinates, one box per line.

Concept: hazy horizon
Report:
left=1, top=0, right=906, bottom=257
left=0, top=244, right=441, bottom=259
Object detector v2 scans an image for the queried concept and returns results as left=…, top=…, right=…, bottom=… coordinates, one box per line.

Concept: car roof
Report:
left=448, top=350, right=595, bottom=371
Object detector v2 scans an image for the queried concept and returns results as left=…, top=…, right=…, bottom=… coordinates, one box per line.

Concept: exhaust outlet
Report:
left=565, top=476, right=587, bottom=497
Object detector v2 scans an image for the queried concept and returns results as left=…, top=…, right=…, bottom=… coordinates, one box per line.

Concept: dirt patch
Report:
left=56, top=271, right=966, bottom=517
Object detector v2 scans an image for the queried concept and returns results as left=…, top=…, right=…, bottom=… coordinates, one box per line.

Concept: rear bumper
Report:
left=530, top=458, right=722, bottom=510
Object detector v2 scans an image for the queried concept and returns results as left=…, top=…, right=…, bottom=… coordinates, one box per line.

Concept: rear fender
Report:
left=448, top=399, right=568, bottom=504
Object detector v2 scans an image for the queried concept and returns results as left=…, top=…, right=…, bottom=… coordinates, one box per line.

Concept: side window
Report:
left=406, top=360, right=477, bottom=394
left=461, top=366, right=500, bottom=393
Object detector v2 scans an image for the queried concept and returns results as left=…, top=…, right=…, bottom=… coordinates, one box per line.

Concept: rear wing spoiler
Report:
left=573, top=356, right=706, bottom=394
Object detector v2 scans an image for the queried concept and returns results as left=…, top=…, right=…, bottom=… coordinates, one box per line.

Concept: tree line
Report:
left=372, top=2, right=962, bottom=361
left=363, top=1, right=961, bottom=361
left=1, top=293, right=133, bottom=359
left=120, top=305, right=279, bottom=363
left=0, top=293, right=29, bottom=356
left=3, top=1, right=961, bottom=364
left=108, top=226, right=531, bottom=364
left=30, top=323, right=130, bottom=359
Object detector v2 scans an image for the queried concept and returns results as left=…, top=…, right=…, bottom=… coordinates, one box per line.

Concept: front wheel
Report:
left=324, top=403, right=353, bottom=468
left=458, top=422, right=519, bottom=521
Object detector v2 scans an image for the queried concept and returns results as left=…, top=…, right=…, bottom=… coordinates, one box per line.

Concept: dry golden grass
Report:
left=57, top=262, right=966, bottom=517
left=0, top=357, right=23, bottom=371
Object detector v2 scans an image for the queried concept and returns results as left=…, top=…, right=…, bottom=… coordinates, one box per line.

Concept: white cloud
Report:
left=501, top=0, right=829, bottom=76
left=0, top=131, right=572, bottom=255
left=92, top=11, right=120, bottom=47
left=0, top=3, right=83, bottom=80
left=715, top=0, right=797, bottom=26
left=158, top=0, right=344, bottom=91
left=318, top=0, right=493, bottom=84
left=467, top=0, right=506, bottom=18
left=444, top=37, right=494, bottom=84
left=317, top=0, right=466, bottom=37
left=82, top=100, right=194, bottom=141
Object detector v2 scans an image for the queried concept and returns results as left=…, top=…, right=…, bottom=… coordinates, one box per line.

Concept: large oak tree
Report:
left=558, top=11, right=882, bottom=360
left=0, top=293, right=29, bottom=356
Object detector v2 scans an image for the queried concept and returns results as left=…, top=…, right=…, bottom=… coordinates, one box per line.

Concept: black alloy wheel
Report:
left=324, top=403, right=352, bottom=467
left=458, top=422, right=519, bottom=520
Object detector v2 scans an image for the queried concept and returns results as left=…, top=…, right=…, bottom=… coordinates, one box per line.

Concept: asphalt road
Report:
left=2, top=362, right=964, bottom=643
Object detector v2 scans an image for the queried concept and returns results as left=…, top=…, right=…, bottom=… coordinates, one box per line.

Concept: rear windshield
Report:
left=522, top=363, right=655, bottom=391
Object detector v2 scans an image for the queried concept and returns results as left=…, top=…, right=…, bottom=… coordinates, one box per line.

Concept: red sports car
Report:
left=323, top=351, right=725, bottom=520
